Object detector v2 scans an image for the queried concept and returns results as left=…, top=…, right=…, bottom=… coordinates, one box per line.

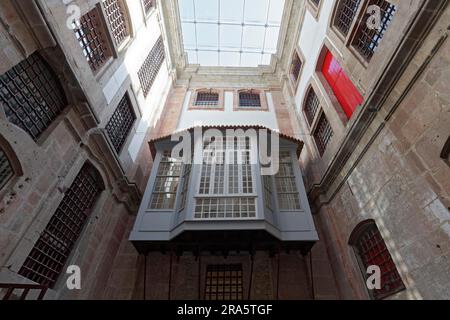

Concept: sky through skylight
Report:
left=179, top=0, right=286, bottom=67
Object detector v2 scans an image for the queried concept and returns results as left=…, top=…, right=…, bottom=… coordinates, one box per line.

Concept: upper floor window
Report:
left=333, top=0, right=362, bottom=37
left=290, top=51, right=302, bottom=87
left=102, top=0, right=130, bottom=47
left=0, top=53, right=67, bottom=141
left=351, top=0, right=396, bottom=60
left=105, top=94, right=136, bottom=153
left=275, top=151, right=301, bottom=210
left=322, top=50, right=364, bottom=119
left=0, top=148, right=13, bottom=190
left=310, top=0, right=321, bottom=7
left=205, top=264, right=243, bottom=300
left=149, top=151, right=182, bottom=210
left=138, top=36, right=165, bottom=97
left=142, top=0, right=154, bottom=15
left=19, top=163, right=104, bottom=287
left=349, top=220, right=405, bottom=299
left=178, top=162, right=192, bottom=211
left=73, top=6, right=112, bottom=73
left=313, top=113, right=334, bottom=157
left=195, top=91, right=219, bottom=107
left=304, top=87, right=320, bottom=126
left=239, top=91, right=261, bottom=108
left=262, top=174, right=274, bottom=212
left=195, top=136, right=256, bottom=219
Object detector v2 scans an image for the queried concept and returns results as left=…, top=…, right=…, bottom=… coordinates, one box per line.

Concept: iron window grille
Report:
left=18, top=163, right=103, bottom=287
left=205, top=264, right=243, bottom=300
left=333, top=0, right=362, bottom=36
left=351, top=0, right=396, bottom=60
left=102, top=0, right=129, bottom=47
left=0, top=148, right=13, bottom=190
left=149, top=150, right=182, bottom=210
left=263, top=174, right=274, bottom=212
left=105, top=94, right=136, bottom=153
left=290, top=52, right=302, bottom=84
left=0, top=53, right=67, bottom=140
left=195, top=92, right=219, bottom=107
left=138, top=36, right=165, bottom=97
left=73, top=7, right=112, bottom=73
left=142, top=0, right=154, bottom=14
left=275, top=151, right=301, bottom=210
left=304, top=88, right=320, bottom=125
left=313, top=113, right=334, bottom=156
left=239, top=92, right=261, bottom=108
left=350, top=220, right=405, bottom=299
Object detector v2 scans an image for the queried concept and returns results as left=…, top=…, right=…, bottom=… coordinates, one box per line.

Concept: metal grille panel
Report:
left=205, top=264, right=243, bottom=300
left=304, top=88, right=320, bottom=125
left=353, top=222, right=405, bottom=299
left=313, top=113, right=334, bottom=156
left=195, top=92, right=219, bottom=107
left=334, top=0, right=361, bottom=36
left=352, top=0, right=396, bottom=60
left=0, top=149, right=13, bottom=189
left=0, top=53, right=67, bottom=140
left=138, top=36, right=165, bottom=97
left=73, top=7, right=111, bottom=72
left=105, top=94, right=136, bottom=153
left=239, top=92, right=261, bottom=108
left=142, top=0, right=154, bottom=14
left=18, top=164, right=103, bottom=287
left=103, top=0, right=129, bottom=46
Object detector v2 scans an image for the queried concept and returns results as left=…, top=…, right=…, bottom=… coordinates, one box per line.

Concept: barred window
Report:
left=73, top=7, right=112, bottom=72
left=290, top=52, right=302, bottom=84
left=138, top=37, right=165, bottom=97
left=239, top=91, right=261, bottom=108
left=0, top=53, right=67, bottom=140
left=351, top=0, right=396, bottom=60
left=102, top=0, right=130, bottom=46
left=205, top=264, right=243, bottom=300
left=313, top=113, right=334, bottom=156
left=275, top=151, right=300, bottom=210
left=18, top=163, right=103, bottom=287
left=142, top=0, right=154, bottom=14
left=304, top=88, right=320, bottom=125
left=0, top=148, right=13, bottom=190
left=105, top=94, right=136, bottom=153
left=349, top=220, right=405, bottom=299
left=333, top=0, right=362, bottom=36
left=150, top=151, right=182, bottom=210
left=195, top=91, right=219, bottom=107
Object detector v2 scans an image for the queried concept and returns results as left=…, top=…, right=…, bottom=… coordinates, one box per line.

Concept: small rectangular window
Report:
left=142, top=0, right=154, bottom=14
left=313, top=113, right=334, bottom=156
left=275, top=151, right=301, bottom=210
left=205, top=264, right=243, bottom=300
left=105, top=94, right=136, bottom=153
left=239, top=92, right=261, bottom=108
left=333, top=0, right=362, bottom=36
left=304, top=88, right=320, bottom=125
left=150, top=151, right=182, bottom=209
left=102, top=0, right=129, bottom=46
left=73, top=7, right=112, bottom=72
left=351, top=0, right=396, bottom=60
left=138, top=36, right=165, bottom=97
left=290, top=52, right=302, bottom=85
left=195, top=92, right=219, bottom=107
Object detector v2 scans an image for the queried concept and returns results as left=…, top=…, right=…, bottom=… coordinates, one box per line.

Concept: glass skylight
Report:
left=179, top=0, right=285, bottom=67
